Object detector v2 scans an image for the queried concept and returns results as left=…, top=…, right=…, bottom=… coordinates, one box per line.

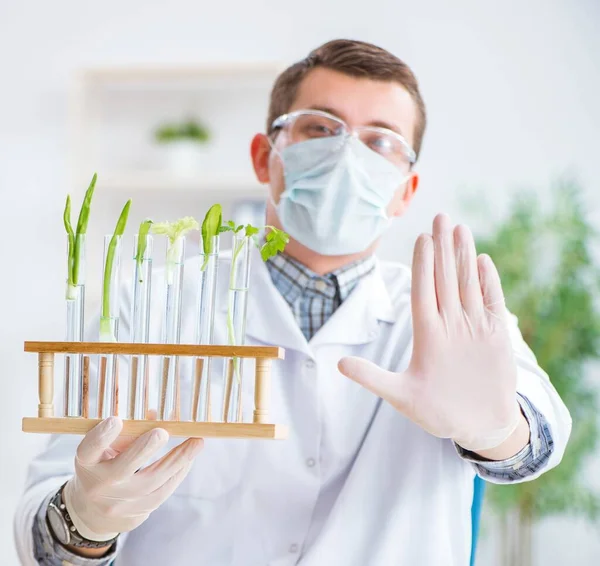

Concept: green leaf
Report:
left=75, top=173, right=97, bottom=235
left=63, top=195, right=74, bottom=238
left=218, top=219, right=246, bottom=234
left=244, top=224, right=259, bottom=238
left=135, top=219, right=153, bottom=282
left=114, top=200, right=131, bottom=237
left=260, top=226, right=289, bottom=261
left=152, top=216, right=199, bottom=284
left=201, top=204, right=222, bottom=271
left=72, top=173, right=97, bottom=286
left=151, top=216, right=199, bottom=244
left=102, top=200, right=132, bottom=323
left=63, top=195, right=75, bottom=290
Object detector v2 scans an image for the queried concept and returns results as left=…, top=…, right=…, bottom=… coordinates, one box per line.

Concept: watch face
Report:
left=47, top=504, right=70, bottom=545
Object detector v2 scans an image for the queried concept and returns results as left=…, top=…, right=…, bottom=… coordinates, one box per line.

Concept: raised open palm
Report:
left=339, top=214, right=521, bottom=452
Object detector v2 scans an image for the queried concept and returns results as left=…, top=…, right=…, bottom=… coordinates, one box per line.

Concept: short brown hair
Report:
left=267, top=39, right=427, bottom=159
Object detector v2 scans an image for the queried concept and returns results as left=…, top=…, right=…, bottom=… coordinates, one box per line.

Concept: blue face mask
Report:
left=273, top=135, right=407, bottom=256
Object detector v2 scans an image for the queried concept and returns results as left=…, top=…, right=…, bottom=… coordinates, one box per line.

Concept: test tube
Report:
left=158, top=237, right=185, bottom=421
left=222, top=233, right=251, bottom=422
left=127, top=234, right=153, bottom=420
left=191, top=235, right=220, bottom=422
left=98, top=234, right=122, bottom=419
left=64, top=234, right=86, bottom=417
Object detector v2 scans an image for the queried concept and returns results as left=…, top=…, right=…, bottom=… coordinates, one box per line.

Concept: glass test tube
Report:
left=64, top=234, right=86, bottom=417
left=222, top=233, right=251, bottom=423
left=98, top=234, right=122, bottom=419
left=192, top=235, right=220, bottom=422
left=128, top=234, right=153, bottom=420
left=159, top=237, right=185, bottom=421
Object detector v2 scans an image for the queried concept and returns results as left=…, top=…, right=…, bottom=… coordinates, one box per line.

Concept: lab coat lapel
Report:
left=309, top=260, right=397, bottom=347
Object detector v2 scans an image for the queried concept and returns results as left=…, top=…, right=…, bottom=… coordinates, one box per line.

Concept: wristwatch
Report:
left=46, top=482, right=119, bottom=549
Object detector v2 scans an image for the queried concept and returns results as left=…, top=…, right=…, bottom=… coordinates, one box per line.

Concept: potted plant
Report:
left=154, top=118, right=211, bottom=176
left=467, top=178, right=600, bottom=566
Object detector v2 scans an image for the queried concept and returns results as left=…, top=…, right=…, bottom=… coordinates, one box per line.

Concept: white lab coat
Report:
left=15, top=246, right=571, bottom=566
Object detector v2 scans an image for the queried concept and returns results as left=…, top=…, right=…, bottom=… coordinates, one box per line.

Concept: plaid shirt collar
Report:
left=265, top=252, right=376, bottom=309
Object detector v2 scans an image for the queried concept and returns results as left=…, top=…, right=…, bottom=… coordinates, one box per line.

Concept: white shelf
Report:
left=75, top=62, right=285, bottom=91
left=69, top=62, right=281, bottom=201
left=78, top=62, right=285, bottom=81
left=91, top=171, right=266, bottom=198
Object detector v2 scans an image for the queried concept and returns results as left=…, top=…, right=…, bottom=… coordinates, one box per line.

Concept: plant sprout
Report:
left=200, top=204, right=222, bottom=271
left=99, top=200, right=132, bottom=342
left=219, top=220, right=289, bottom=391
left=218, top=221, right=289, bottom=264
left=135, top=219, right=153, bottom=282
left=151, top=216, right=200, bottom=284
left=63, top=173, right=97, bottom=299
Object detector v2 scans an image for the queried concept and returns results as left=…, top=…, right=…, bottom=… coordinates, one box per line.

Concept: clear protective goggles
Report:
left=270, top=108, right=416, bottom=172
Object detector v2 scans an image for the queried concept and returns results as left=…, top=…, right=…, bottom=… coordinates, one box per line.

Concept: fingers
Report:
left=478, top=254, right=506, bottom=320
left=106, top=428, right=170, bottom=478
left=134, top=438, right=204, bottom=494
left=411, top=233, right=437, bottom=323
left=453, top=224, right=484, bottom=319
left=76, top=417, right=123, bottom=466
left=338, top=357, right=415, bottom=418
left=433, top=214, right=461, bottom=317
left=96, top=411, right=159, bottom=459
left=127, top=463, right=194, bottom=515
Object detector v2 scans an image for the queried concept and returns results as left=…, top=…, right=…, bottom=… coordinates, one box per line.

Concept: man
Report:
left=15, top=39, right=571, bottom=565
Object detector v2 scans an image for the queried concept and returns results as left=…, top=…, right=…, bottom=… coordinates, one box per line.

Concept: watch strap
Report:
left=48, top=482, right=119, bottom=549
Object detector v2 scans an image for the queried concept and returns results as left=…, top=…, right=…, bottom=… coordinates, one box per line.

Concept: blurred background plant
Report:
left=153, top=118, right=212, bottom=176
left=154, top=118, right=211, bottom=144
left=468, top=177, right=600, bottom=566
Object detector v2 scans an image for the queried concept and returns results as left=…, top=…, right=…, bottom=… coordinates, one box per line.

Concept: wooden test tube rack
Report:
left=22, top=341, right=288, bottom=439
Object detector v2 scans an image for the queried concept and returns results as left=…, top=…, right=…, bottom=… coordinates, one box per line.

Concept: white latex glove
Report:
left=63, top=416, right=203, bottom=541
left=339, top=214, right=521, bottom=452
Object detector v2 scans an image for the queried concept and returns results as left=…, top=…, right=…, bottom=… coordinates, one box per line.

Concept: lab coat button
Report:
left=289, top=543, right=299, bottom=553
left=306, top=457, right=316, bottom=468
left=305, top=360, right=315, bottom=370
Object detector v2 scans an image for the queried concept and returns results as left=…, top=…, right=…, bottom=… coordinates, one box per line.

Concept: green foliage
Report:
left=63, top=173, right=97, bottom=295
left=219, top=219, right=244, bottom=234
left=100, top=200, right=132, bottom=341
left=152, top=216, right=200, bottom=285
left=151, top=216, right=200, bottom=244
left=219, top=220, right=289, bottom=262
left=201, top=204, right=223, bottom=271
left=261, top=226, right=290, bottom=261
left=472, top=178, right=600, bottom=522
left=135, top=219, right=153, bottom=282
left=154, top=119, right=210, bottom=144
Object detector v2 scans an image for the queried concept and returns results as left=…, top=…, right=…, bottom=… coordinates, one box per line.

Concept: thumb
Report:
left=338, top=357, right=414, bottom=416
left=76, top=416, right=123, bottom=465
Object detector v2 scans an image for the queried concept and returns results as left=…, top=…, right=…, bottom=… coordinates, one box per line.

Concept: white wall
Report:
left=1, top=0, right=599, bottom=564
